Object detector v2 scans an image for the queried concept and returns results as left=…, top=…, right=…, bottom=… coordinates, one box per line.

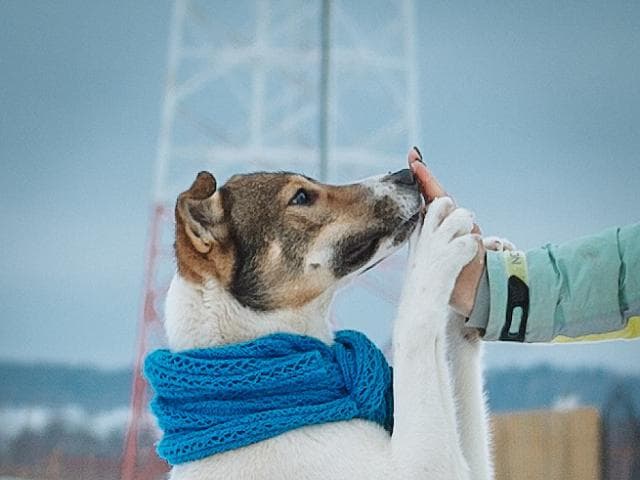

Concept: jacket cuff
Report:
left=484, top=249, right=553, bottom=342
left=466, top=269, right=490, bottom=332
left=484, top=251, right=509, bottom=340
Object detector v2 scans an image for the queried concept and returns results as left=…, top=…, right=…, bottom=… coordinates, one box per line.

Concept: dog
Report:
left=163, top=167, right=494, bottom=479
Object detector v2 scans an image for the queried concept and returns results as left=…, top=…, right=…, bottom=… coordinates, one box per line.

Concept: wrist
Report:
left=449, top=241, right=486, bottom=317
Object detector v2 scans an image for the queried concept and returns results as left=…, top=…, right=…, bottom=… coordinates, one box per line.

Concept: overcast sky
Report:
left=1, top=1, right=638, bottom=372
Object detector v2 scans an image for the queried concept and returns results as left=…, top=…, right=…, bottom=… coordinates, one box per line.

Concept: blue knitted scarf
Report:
left=144, top=330, right=393, bottom=465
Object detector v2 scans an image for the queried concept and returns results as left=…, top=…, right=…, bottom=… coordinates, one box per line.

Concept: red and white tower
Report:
left=121, top=1, right=419, bottom=478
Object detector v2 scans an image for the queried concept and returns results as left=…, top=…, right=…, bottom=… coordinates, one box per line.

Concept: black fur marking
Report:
left=332, top=231, right=382, bottom=278
left=373, top=195, right=399, bottom=221
left=221, top=174, right=326, bottom=311
left=230, top=240, right=273, bottom=311
left=218, top=186, right=271, bottom=310
left=392, top=211, right=421, bottom=246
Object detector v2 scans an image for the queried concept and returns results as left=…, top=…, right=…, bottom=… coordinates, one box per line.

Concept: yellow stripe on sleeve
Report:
left=504, top=250, right=528, bottom=284
left=552, top=316, right=640, bottom=343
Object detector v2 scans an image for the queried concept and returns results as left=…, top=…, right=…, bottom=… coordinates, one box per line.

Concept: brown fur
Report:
left=175, top=170, right=418, bottom=311
left=175, top=172, right=235, bottom=286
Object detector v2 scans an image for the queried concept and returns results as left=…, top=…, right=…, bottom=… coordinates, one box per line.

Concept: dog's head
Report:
left=175, top=169, right=422, bottom=311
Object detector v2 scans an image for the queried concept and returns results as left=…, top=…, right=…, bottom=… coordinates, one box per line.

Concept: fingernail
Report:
left=412, top=146, right=424, bottom=163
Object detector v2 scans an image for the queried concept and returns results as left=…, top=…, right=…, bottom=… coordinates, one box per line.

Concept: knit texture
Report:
left=144, top=330, right=393, bottom=465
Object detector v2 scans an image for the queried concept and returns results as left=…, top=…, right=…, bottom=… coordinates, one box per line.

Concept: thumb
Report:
left=407, top=150, right=447, bottom=202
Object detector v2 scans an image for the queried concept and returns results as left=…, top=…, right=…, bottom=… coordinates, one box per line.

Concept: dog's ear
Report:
left=176, top=171, right=227, bottom=254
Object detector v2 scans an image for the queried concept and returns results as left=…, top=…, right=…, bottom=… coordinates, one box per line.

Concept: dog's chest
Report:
left=169, top=420, right=391, bottom=480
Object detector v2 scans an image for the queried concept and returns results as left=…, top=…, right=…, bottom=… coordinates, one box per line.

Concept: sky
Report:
left=0, top=1, right=638, bottom=372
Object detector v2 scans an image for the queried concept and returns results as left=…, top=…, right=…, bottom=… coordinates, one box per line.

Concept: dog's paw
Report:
left=408, top=197, right=479, bottom=304
left=483, top=236, right=515, bottom=252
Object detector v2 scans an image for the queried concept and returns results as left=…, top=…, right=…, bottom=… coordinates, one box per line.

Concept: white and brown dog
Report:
left=164, top=167, right=493, bottom=480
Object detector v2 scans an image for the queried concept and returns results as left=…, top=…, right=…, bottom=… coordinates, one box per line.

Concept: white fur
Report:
left=163, top=196, right=493, bottom=480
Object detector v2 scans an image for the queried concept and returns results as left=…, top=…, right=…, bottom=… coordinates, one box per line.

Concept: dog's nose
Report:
left=388, top=168, right=415, bottom=186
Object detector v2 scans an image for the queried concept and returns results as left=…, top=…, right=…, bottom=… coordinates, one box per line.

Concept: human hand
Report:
left=407, top=147, right=486, bottom=317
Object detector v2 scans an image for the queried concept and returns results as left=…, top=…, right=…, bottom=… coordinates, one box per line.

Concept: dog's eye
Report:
left=289, top=188, right=314, bottom=206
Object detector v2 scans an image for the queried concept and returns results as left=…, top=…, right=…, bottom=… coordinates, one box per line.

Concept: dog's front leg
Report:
left=446, top=236, right=513, bottom=480
left=446, top=313, right=493, bottom=480
left=391, top=198, right=478, bottom=480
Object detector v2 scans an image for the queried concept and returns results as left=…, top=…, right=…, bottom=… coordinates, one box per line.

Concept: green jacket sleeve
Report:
left=477, top=223, right=640, bottom=342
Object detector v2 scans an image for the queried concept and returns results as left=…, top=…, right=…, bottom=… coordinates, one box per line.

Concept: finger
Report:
left=406, top=148, right=482, bottom=232
left=450, top=235, right=486, bottom=317
left=408, top=146, right=422, bottom=165
left=409, top=157, right=448, bottom=202
left=406, top=147, right=448, bottom=201
left=409, top=159, right=430, bottom=193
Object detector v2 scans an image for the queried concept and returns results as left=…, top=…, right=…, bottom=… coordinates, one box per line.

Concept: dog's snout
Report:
left=388, top=168, right=415, bottom=187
